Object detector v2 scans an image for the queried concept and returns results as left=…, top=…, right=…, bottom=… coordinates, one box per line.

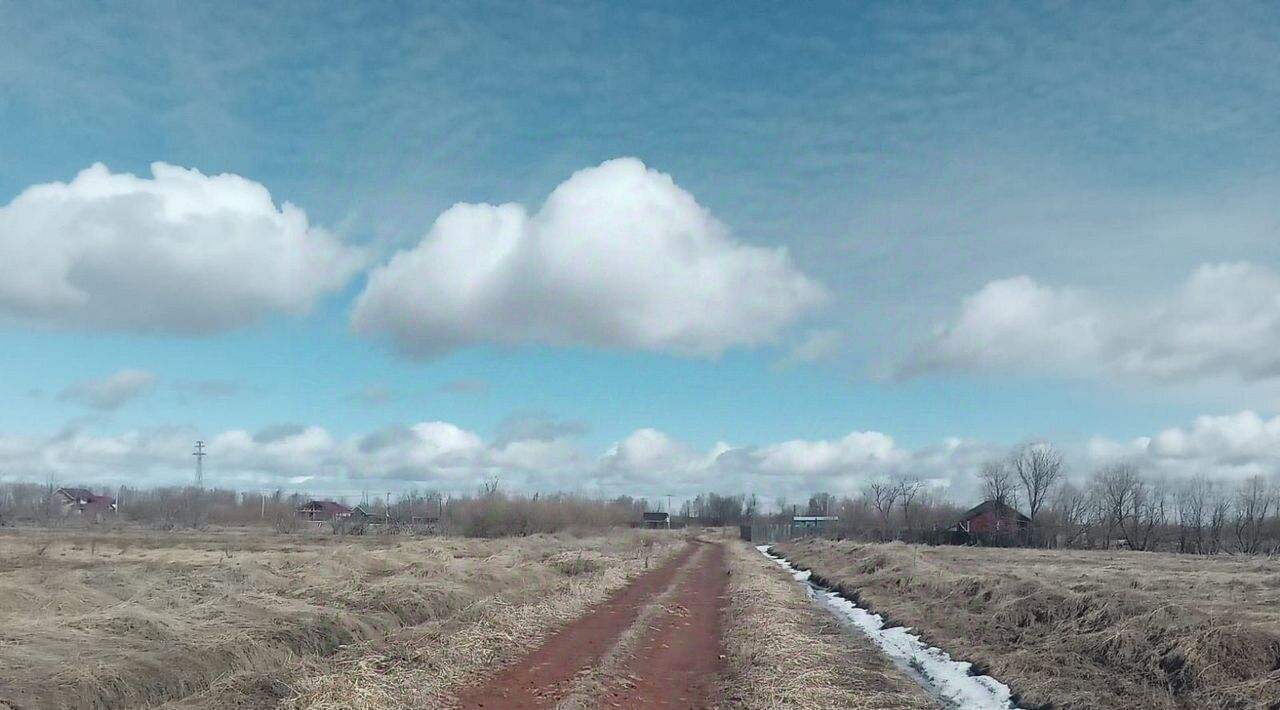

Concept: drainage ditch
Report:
left=757, top=545, right=1021, bottom=710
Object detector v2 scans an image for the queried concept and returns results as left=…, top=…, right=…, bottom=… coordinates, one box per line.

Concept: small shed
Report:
left=642, top=511, right=670, bottom=529
left=791, top=515, right=838, bottom=533
left=296, top=500, right=353, bottom=522
left=953, top=500, right=1030, bottom=544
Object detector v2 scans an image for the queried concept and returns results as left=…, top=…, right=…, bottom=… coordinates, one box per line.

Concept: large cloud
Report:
left=897, top=262, right=1280, bottom=383
left=352, top=158, right=824, bottom=358
left=0, top=163, right=365, bottom=332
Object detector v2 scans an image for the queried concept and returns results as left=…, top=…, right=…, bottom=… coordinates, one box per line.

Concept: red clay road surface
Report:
left=453, top=540, right=727, bottom=709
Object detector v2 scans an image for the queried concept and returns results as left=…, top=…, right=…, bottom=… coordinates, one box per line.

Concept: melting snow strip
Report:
left=757, top=545, right=1021, bottom=710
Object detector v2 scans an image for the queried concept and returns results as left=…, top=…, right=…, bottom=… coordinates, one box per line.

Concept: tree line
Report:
left=3, top=445, right=1277, bottom=553
left=0, top=480, right=647, bottom=537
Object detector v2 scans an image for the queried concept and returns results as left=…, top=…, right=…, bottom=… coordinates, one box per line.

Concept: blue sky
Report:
left=3, top=1, right=1280, bottom=501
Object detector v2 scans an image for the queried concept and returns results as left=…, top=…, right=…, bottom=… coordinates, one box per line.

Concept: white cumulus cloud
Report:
left=352, top=158, right=824, bottom=358
left=1089, top=410, right=1280, bottom=482
left=897, top=262, right=1280, bottom=383
left=0, top=162, right=365, bottom=333
left=0, top=418, right=996, bottom=503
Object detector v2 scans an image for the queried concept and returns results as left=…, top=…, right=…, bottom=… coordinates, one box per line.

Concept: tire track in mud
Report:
left=596, top=542, right=727, bottom=709
left=452, top=540, right=726, bottom=709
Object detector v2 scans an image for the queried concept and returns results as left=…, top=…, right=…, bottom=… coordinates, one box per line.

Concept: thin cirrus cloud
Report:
left=352, top=158, right=826, bottom=359
left=895, top=262, right=1280, bottom=384
left=59, top=368, right=157, bottom=410
left=0, top=162, right=366, bottom=333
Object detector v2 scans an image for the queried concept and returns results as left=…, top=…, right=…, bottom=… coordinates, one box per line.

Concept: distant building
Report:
left=51, top=487, right=117, bottom=517
left=791, top=515, right=838, bottom=537
left=953, top=500, right=1030, bottom=544
left=296, top=500, right=353, bottom=522
left=642, top=511, right=670, bottom=529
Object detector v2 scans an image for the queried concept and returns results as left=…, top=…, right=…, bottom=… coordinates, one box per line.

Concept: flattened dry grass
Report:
left=719, top=542, right=936, bottom=710
left=278, top=542, right=674, bottom=709
left=0, top=527, right=679, bottom=710
left=779, top=539, right=1280, bottom=710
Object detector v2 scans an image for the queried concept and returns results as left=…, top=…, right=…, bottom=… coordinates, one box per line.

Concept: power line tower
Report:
left=192, top=440, right=206, bottom=488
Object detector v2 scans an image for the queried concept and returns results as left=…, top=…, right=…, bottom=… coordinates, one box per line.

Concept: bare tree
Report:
left=866, top=482, right=901, bottom=540
left=1176, top=476, right=1209, bottom=554
left=1207, top=486, right=1230, bottom=554
left=1134, top=477, right=1168, bottom=551
left=1053, top=482, right=1092, bottom=547
left=1011, top=443, right=1064, bottom=522
left=1096, top=463, right=1141, bottom=549
left=897, top=477, right=924, bottom=533
left=979, top=459, right=1018, bottom=507
left=1233, top=475, right=1274, bottom=554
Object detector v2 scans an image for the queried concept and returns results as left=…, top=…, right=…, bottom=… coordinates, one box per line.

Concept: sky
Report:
left=2, top=1, right=1280, bottom=506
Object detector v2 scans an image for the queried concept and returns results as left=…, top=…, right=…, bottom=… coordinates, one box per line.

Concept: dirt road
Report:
left=453, top=540, right=727, bottom=709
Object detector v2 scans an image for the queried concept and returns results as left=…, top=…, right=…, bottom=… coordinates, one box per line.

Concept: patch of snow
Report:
left=758, top=545, right=1020, bottom=710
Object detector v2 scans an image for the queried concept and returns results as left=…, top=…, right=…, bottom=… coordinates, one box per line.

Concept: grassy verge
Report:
left=777, top=539, right=1280, bottom=710
left=719, top=542, right=936, bottom=710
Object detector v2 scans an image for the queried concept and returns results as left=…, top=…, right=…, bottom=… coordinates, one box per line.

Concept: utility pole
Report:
left=192, top=441, right=206, bottom=488
left=260, top=490, right=266, bottom=519
left=666, top=494, right=673, bottom=528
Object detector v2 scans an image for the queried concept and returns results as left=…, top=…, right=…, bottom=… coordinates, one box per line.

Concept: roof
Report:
left=793, top=515, right=838, bottom=522
left=642, top=511, right=670, bottom=521
left=957, top=500, right=1030, bottom=523
left=56, top=487, right=95, bottom=502
left=299, top=500, right=352, bottom=514
left=84, top=495, right=116, bottom=506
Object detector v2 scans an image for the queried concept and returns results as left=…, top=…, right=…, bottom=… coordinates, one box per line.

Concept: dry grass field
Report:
left=0, top=527, right=956, bottom=710
left=0, top=526, right=679, bottom=710
left=777, top=539, right=1280, bottom=710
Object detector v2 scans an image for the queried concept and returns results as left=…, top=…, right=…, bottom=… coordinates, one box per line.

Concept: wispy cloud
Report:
left=777, top=329, right=843, bottom=368
left=440, top=379, right=489, bottom=395
left=494, top=411, right=590, bottom=447
left=350, top=385, right=394, bottom=406
left=59, top=369, right=156, bottom=410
